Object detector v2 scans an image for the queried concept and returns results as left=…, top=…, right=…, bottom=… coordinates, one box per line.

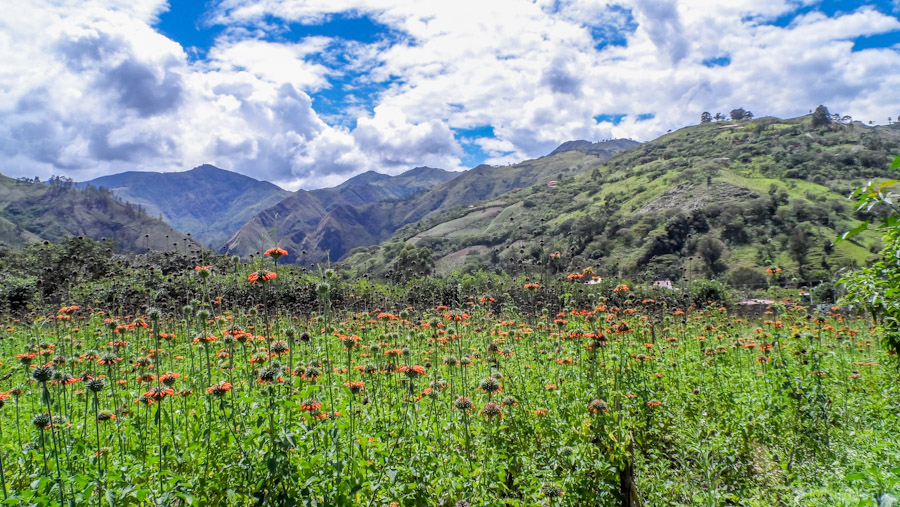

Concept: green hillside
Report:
left=0, top=174, right=197, bottom=253
left=342, top=114, right=899, bottom=290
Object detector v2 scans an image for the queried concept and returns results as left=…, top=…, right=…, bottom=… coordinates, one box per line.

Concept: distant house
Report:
left=736, top=299, right=774, bottom=305
left=652, top=280, right=673, bottom=290
left=547, top=180, right=557, bottom=187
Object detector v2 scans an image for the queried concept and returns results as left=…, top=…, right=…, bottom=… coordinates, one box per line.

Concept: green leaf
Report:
left=882, top=216, right=900, bottom=229
left=844, top=472, right=867, bottom=481
left=892, top=154, right=900, bottom=169
left=838, top=222, right=869, bottom=242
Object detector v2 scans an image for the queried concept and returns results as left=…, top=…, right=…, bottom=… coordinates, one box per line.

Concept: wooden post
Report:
left=619, top=433, right=642, bottom=507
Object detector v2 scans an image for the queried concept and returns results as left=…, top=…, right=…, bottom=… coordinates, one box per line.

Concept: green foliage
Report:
left=686, top=278, right=733, bottom=305
left=840, top=154, right=900, bottom=359
left=727, top=266, right=769, bottom=288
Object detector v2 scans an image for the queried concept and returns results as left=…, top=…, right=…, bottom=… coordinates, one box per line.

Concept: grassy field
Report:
left=0, top=267, right=896, bottom=506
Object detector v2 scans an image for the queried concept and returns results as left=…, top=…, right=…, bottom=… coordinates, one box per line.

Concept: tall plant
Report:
left=838, top=154, right=900, bottom=360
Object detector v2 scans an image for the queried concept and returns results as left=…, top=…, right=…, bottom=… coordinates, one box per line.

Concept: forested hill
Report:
left=0, top=174, right=197, bottom=253
left=342, top=113, right=899, bottom=291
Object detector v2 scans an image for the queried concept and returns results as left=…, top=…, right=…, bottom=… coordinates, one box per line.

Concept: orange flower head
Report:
left=206, top=381, right=233, bottom=397
left=264, top=247, right=288, bottom=259
left=248, top=270, right=277, bottom=283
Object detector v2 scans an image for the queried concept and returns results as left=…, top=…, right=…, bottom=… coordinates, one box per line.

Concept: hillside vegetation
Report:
left=342, top=114, right=899, bottom=294
left=0, top=174, right=196, bottom=253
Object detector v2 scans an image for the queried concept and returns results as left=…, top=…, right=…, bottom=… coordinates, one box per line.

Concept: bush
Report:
left=727, top=266, right=768, bottom=289
left=0, top=275, right=38, bottom=314
left=687, top=279, right=734, bottom=306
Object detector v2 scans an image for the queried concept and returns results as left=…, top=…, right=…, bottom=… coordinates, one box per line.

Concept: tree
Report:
left=811, top=105, right=831, bottom=128
left=696, top=236, right=727, bottom=276
left=700, top=112, right=712, bottom=123
left=729, top=108, right=748, bottom=120
left=714, top=113, right=726, bottom=121
left=788, top=226, right=810, bottom=276
left=727, top=266, right=768, bottom=288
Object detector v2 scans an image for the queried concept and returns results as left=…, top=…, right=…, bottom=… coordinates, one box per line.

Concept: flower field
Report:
left=0, top=267, right=898, bottom=506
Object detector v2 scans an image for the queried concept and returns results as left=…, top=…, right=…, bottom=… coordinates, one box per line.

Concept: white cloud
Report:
left=206, top=37, right=332, bottom=90
left=1, top=0, right=899, bottom=191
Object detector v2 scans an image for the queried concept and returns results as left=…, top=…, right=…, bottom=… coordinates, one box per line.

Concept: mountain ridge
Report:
left=222, top=139, right=636, bottom=262
left=80, top=165, right=292, bottom=248
left=221, top=166, right=460, bottom=262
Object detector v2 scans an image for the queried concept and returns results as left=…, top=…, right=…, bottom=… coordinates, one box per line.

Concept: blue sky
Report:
left=1, top=0, right=899, bottom=189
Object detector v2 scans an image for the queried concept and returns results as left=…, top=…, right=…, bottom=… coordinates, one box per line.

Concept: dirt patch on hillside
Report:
left=638, top=182, right=758, bottom=214
left=435, top=245, right=488, bottom=274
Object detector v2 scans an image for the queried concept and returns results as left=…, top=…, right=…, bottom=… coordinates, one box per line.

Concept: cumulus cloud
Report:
left=1, top=0, right=899, bottom=189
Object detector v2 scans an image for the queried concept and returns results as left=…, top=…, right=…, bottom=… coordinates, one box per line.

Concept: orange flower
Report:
left=344, top=381, right=365, bottom=394
left=588, top=399, right=608, bottom=414
left=207, top=381, right=233, bottom=396
left=264, top=247, right=288, bottom=259
left=248, top=270, right=277, bottom=283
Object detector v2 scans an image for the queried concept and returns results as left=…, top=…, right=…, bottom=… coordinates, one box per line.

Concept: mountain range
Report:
left=222, top=139, right=638, bottom=263
left=1, top=113, right=895, bottom=289
left=220, top=166, right=459, bottom=263
left=80, top=165, right=291, bottom=247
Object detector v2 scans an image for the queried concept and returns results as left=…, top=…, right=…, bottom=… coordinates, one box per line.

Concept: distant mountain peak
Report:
left=336, top=171, right=392, bottom=188
left=189, top=164, right=226, bottom=174
left=400, top=166, right=447, bottom=177
left=549, top=139, right=640, bottom=157
left=78, top=165, right=292, bottom=247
